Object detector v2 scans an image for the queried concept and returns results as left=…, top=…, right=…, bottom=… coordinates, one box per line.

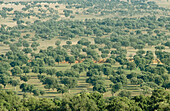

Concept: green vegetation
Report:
left=0, top=89, right=170, bottom=110
left=0, top=0, right=170, bottom=110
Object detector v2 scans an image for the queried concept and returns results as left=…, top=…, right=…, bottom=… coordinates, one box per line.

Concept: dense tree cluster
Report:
left=0, top=89, right=170, bottom=111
